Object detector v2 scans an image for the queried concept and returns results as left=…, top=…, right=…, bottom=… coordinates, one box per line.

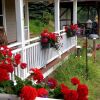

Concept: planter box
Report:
left=0, top=94, right=62, bottom=100
left=0, top=94, right=20, bottom=100
left=36, top=97, right=62, bottom=100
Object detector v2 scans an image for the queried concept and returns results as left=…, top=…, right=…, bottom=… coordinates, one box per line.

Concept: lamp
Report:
left=86, top=19, right=92, bottom=29
left=85, top=19, right=92, bottom=80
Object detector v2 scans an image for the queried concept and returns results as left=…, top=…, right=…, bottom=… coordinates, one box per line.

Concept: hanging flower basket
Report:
left=65, top=24, right=79, bottom=38
left=40, top=29, right=62, bottom=50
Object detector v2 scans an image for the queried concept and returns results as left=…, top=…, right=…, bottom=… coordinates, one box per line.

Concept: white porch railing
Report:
left=8, top=30, right=77, bottom=81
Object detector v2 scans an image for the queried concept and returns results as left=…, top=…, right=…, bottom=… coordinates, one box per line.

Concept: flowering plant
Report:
left=96, top=44, right=100, bottom=50
left=0, top=46, right=27, bottom=82
left=0, top=46, right=88, bottom=100
left=41, top=29, right=62, bottom=50
left=65, top=24, right=79, bottom=37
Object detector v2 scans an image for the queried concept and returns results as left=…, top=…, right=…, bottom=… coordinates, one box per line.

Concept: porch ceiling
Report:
left=61, top=0, right=100, bottom=2
left=60, top=1, right=100, bottom=6
left=28, top=0, right=48, bottom=3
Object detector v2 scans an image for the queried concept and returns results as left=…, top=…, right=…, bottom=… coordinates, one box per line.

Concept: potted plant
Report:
left=65, top=24, right=79, bottom=38
left=40, top=29, right=62, bottom=50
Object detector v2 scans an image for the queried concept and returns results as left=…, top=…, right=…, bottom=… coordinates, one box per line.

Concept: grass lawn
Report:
left=51, top=37, right=100, bottom=100
left=29, top=19, right=54, bottom=37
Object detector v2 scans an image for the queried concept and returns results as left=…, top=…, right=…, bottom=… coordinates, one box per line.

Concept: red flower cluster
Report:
left=70, top=24, right=78, bottom=31
left=65, top=24, right=79, bottom=37
left=71, top=77, right=80, bottom=85
left=20, top=85, right=37, bottom=100
left=61, top=77, right=88, bottom=100
left=61, top=84, right=69, bottom=95
left=61, top=84, right=78, bottom=100
left=0, top=46, right=12, bottom=57
left=96, top=44, right=100, bottom=50
left=20, top=63, right=27, bottom=69
left=77, top=84, right=88, bottom=100
left=0, top=68, right=9, bottom=82
left=47, top=78, right=57, bottom=89
left=64, top=90, right=78, bottom=100
left=0, top=46, right=27, bottom=82
left=37, top=88, right=48, bottom=98
left=14, top=54, right=21, bottom=65
left=41, top=29, right=57, bottom=42
left=30, top=68, right=44, bottom=83
left=41, top=29, right=61, bottom=49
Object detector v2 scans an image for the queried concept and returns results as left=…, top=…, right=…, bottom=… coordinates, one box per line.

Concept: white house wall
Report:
left=5, top=0, right=17, bottom=43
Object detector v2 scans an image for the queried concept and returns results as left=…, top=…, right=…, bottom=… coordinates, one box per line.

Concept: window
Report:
left=0, top=0, right=3, bottom=26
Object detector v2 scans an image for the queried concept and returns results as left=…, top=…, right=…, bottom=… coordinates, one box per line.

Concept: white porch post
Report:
left=15, top=0, right=26, bottom=79
left=15, top=0, right=25, bottom=47
left=2, top=0, right=7, bottom=33
left=54, top=0, right=60, bottom=33
left=73, top=0, right=77, bottom=24
left=73, top=0, right=77, bottom=46
left=25, top=0, right=30, bottom=39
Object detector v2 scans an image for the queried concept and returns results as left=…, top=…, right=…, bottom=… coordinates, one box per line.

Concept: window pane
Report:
left=0, top=16, right=3, bottom=26
left=0, top=0, right=2, bottom=14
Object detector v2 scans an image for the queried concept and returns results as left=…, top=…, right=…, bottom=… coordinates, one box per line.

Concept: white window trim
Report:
left=1, top=0, right=7, bottom=33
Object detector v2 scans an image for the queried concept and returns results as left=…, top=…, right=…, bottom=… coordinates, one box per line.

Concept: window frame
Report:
left=0, top=0, right=3, bottom=27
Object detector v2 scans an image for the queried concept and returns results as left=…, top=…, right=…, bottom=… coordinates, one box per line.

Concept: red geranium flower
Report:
left=41, top=29, right=50, bottom=38
left=78, top=96, right=88, bottom=100
left=70, top=24, right=78, bottom=31
left=20, top=86, right=37, bottom=100
left=61, top=84, right=69, bottom=95
left=49, top=33, right=57, bottom=42
left=41, top=37, right=49, bottom=43
left=20, top=63, right=27, bottom=69
left=14, top=54, right=21, bottom=65
left=71, top=77, right=80, bottom=85
left=47, top=78, right=57, bottom=89
left=96, top=44, right=100, bottom=50
left=37, top=88, right=48, bottom=98
left=0, top=68, right=9, bottom=82
left=5, top=63, right=14, bottom=73
left=64, top=90, right=78, bottom=100
left=0, top=62, right=14, bottom=73
left=77, top=84, right=88, bottom=97
left=30, top=68, right=44, bottom=83
left=65, top=26, right=68, bottom=32
left=5, top=58, right=12, bottom=64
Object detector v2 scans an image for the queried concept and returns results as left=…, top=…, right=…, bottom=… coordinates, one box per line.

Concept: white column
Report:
left=73, top=0, right=77, bottom=24
left=15, top=0, right=25, bottom=47
left=2, top=0, right=7, bottom=33
left=15, top=0, right=26, bottom=79
left=25, top=1, right=30, bottom=39
left=54, top=0, right=60, bottom=32
left=73, top=0, right=77, bottom=46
